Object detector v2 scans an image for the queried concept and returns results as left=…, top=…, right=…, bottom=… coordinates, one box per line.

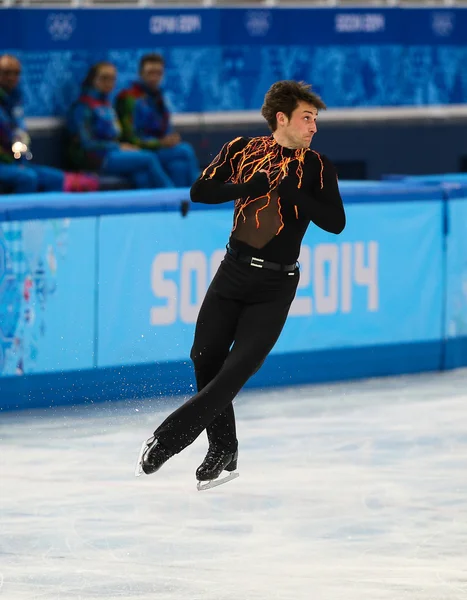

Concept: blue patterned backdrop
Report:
left=0, top=218, right=95, bottom=375
left=1, top=7, right=467, bottom=117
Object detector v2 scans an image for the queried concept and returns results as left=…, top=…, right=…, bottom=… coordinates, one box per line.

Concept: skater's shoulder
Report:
left=305, top=149, right=334, bottom=166
left=225, top=135, right=274, bottom=151
left=217, top=136, right=251, bottom=157
left=226, top=135, right=252, bottom=148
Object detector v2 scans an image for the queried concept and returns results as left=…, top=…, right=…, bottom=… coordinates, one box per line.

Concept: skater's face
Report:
left=0, top=55, right=21, bottom=93
left=276, top=101, right=318, bottom=149
left=140, top=61, right=164, bottom=91
left=93, top=65, right=117, bottom=95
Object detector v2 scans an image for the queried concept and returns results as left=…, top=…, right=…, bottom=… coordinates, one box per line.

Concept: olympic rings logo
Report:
left=46, top=13, right=76, bottom=41
left=245, top=11, right=271, bottom=37
left=431, top=12, right=455, bottom=37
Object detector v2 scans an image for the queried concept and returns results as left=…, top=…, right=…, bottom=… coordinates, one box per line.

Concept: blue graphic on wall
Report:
left=1, top=8, right=467, bottom=117
left=0, top=218, right=96, bottom=376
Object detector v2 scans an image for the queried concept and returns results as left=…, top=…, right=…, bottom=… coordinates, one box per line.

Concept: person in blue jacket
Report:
left=116, top=53, right=199, bottom=187
left=0, top=54, right=97, bottom=194
left=67, top=62, right=173, bottom=189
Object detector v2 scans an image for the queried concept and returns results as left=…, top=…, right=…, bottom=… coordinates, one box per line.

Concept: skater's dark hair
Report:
left=81, top=62, right=115, bottom=90
left=261, top=80, right=326, bottom=132
left=139, top=53, right=165, bottom=74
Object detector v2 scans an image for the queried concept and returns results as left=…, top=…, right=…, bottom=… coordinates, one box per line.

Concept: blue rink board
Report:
left=1, top=180, right=466, bottom=410
left=0, top=341, right=443, bottom=412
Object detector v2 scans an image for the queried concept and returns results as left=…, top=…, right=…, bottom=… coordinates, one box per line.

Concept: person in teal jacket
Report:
left=67, top=62, right=173, bottom=189
left=116, top=53, right=199, bottom=188
left=0, top=54, right=97, bottom=194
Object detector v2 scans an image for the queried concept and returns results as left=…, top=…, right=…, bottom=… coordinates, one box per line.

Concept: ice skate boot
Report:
left=196, top=444, right=239, bottom=491
left=135, top=436, right=173, bottom=477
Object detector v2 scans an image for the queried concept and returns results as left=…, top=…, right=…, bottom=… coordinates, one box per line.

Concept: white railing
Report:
left=24, top=104, right=467, bottom=133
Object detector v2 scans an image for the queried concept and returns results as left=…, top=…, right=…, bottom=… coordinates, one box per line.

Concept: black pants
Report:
left=154, top=253, right=300, bottom=454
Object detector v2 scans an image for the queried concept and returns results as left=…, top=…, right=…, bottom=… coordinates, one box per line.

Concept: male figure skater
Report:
left=136, top=80, right=346, bottom=489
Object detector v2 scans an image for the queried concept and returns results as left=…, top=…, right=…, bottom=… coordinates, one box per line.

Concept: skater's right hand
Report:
left=159, top=133, right=181, bottom=148
left=245, top=170, right=270, bottom=198
left=120, top=143, right=138, bottom=151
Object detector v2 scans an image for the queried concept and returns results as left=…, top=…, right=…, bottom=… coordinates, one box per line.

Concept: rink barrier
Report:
left=0, top=180, right=466, bottom=410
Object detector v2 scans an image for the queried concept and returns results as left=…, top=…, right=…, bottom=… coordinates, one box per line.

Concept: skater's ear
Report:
left=275, top=110, right=289, bottom=128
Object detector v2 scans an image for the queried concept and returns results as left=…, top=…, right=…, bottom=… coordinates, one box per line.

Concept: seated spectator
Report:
left=67, top=62, right=173, bottom=189
left=0, top=54, right=97, bottom=194
left=116, top=53, right=199, bottom=188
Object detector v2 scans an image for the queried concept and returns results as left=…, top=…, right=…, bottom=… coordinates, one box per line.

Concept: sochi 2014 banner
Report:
left=96, top=189, right=444, bottom=369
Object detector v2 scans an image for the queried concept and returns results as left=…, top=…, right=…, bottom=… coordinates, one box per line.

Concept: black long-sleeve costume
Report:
left=154, top=135, right=346, bottom=454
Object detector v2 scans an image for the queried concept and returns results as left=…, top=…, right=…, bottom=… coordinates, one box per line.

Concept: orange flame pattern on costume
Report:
left=202, top=136, right=324, bottom=235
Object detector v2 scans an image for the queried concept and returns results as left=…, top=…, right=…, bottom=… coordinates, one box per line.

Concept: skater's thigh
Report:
left=191, top=282, right=242, bottom=361
left=231, top=286, right=296, bottom=364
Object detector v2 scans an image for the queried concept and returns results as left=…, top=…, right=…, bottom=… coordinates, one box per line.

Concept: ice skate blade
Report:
left=197, top=471, right=239, bottom=491
left=135, top=440, right=149, bottom=477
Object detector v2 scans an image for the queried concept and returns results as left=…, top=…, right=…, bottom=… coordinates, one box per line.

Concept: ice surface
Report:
left=1, top=370, right=467, bottom=600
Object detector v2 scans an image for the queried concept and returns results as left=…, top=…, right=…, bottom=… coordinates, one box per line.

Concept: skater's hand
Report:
left=263, top=166, right=286, bottom=189
left=245, top=170, right=270, bottom=198
left=159, top=133, right=181, bottom=148
left=120, top=142, right=138, bottom=151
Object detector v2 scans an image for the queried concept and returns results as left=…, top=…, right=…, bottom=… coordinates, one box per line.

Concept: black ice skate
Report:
left=196, top=444, right=239, bottom=491
left=135, top=436, right=173, bottom=477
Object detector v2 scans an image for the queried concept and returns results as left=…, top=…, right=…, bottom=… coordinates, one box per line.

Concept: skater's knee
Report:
left=252, top=358, right=265, bottom=376
left=189, top=345, right=200, bottom=364
left=230, top=353, right=266, bottom=380
left=191, top=345, right=228, bottom=378
left=178, top=142, right=196, bottom=159
left=191, top=346, right=222, bottom=369
left=16, top=168, right=39, bottom=192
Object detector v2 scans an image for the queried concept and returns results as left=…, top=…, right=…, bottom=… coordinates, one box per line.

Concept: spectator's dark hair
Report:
left=81, top=62, right=115, bottom=89
left=261, top=80, right=326, bottom=132
left=139, top=53, right=165, bottom=74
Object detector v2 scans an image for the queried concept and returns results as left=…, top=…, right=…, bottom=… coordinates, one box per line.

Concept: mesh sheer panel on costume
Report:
left=232, top=189, right=283, bottom=249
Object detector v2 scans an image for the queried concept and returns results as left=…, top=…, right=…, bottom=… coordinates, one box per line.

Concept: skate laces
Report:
left=205, top=444, right=231, bottom=466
